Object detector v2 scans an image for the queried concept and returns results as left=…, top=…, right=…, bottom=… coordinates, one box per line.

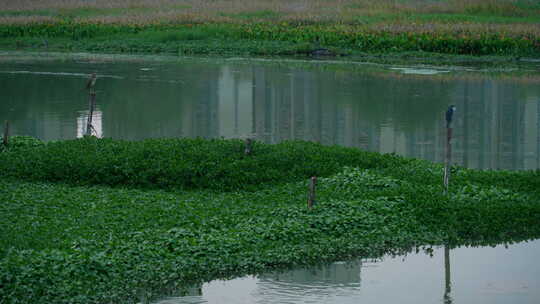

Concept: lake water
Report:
left=1, top=52, right=540, bottom=170
left=153, top=240, right=540, bottom=304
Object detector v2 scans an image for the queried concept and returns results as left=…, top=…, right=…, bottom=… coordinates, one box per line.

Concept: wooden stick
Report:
left=443, top=127, right=452, bottom=195
left=2, top=120, right=9, bottom=146
left=307, top=176, right=317, bottom=209
left=86, top=92, right=96, bottom=136
left=244, top=138, right=252, bottom=155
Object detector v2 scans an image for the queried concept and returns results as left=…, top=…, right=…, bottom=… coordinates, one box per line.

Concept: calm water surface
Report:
left=1, top=52, right=540, bottom=170
left=153, top=240, right=540, bottom=304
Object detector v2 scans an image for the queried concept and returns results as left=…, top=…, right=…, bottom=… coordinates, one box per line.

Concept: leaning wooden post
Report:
left=2, top=120, right=9, bottom=147
left=86, top=92, right=96, bottom=136
left=307, top=176, right=317, bottom=209
left=244, top=138, right=252, bottom=155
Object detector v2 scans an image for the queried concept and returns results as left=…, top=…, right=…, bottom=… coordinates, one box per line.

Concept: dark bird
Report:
left=85, top=73, right=97, bottom=91
left=445, top=105, right=456, bottom=128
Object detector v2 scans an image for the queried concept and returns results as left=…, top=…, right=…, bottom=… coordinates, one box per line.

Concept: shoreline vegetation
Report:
left=0, top=0, right=539, bottom=62
left=1, top=136, right=540, bottom=303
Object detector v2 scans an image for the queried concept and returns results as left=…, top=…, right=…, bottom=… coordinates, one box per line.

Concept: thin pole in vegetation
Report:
left=443, top=105, right=456, bottom=195
left=86, top=92, right=96, bottom=136
left=2, top=120, right=9, bottom=147
left=244, top=138, right=252, bottom=155
left=308, top=176, right=317, bottom=209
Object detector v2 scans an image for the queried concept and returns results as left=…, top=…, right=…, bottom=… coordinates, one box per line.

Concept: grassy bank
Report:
left=0, top=0, right=539, bottom=59
left=1, top=136, right=540, bottom=303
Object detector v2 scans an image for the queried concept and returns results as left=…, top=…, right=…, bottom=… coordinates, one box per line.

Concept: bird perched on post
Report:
left=85, top=73, right=97, bottom=92
left=445, top=105, right=456, bottom=128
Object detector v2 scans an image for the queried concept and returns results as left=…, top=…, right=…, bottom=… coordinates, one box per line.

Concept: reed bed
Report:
left=1, top=0, right=539, bottom=24
left=0, top=0, right=538, bottom=57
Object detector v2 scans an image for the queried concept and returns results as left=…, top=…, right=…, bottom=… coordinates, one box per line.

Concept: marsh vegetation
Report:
left=1, top=136, right=539, bottom=303
left=2, top=0, right=540, bottom=25
left=0, top=0, right=538, bottom=57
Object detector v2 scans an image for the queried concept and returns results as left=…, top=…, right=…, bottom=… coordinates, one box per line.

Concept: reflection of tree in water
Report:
left=253, top=260, right=361, bottom=301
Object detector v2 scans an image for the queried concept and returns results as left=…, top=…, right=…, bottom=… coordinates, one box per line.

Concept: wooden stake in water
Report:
left=443, top=105, right=456, bottom=195
left=244, top=138, right=252, bottom=155
left=2, top=120, right=9, bottom=147
left=307, top=176, right=317, bottom=209
left=86, top=92, right=96, bottom=136
left=443, top=127, right=452, bottom=195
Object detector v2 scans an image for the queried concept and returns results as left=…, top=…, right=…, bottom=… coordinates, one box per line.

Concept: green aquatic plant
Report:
left=0, top=137, right=390, bottom=191
left=1, top=135, right=44, bottom=152
left=0, top=20, right=538, bottom=56
left=1, top=138, right=539, bottom=303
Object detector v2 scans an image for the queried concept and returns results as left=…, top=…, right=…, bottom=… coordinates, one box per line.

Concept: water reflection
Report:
left=254, top=260, right=362, bottom=303
left=1, top=58, right=539, bottom=170
left=77, top=109, right=103, bottom=138
left=444, top=245, right=453, bottom=304
left=153, top=240, right=540, bottom=304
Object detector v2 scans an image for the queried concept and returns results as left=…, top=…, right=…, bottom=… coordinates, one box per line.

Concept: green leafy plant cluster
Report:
left=237, top=23, right=539, bottom=56
left=0, top=21, right=538, bottom=56
left=1, top=159, right=539, bottom=303
left=1, top=135, right=44, bottom=152
left=0, top=137, right=390, bottom=191
left=0, top=21, right=145, bottom=40
left=1, top=138, right=539, bottom=303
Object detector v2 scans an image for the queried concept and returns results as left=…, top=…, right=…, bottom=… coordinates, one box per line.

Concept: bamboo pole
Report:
left=2, top=120, right=9, bottom=147
left=307, top=176, right=317, bottom=209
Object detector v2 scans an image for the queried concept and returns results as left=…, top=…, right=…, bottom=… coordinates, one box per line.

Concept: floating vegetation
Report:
left=1, top=137, right=539, bottom=303
left=0, top=137, right=390, bottom=191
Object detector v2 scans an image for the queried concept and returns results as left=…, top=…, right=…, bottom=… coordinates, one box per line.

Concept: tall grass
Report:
left=0, top=0, right=538, bottom=56
left=1, top=0, right=539, bottom=24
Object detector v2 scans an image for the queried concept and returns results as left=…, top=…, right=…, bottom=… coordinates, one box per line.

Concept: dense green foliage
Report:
left=1, top=138, right=540, bottom=303
left=1, top=135, right=44, bottom=149
left=0, top=137, right=389, bottom=191
left=1, top=0, right=538, bottom=58
left=0, top=22, right=538, bottom=57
